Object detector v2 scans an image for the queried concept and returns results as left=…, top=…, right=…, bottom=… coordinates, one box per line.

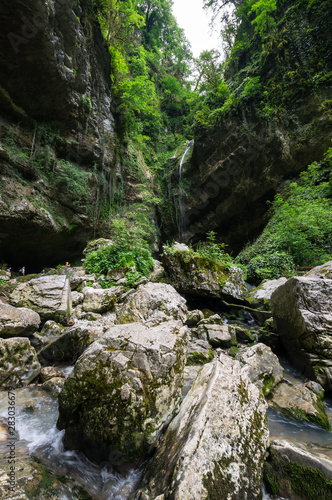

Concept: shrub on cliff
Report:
left=236, top=148, right=332, bottom=277
left=84, top=219, right=154, bottom=282
left=246, top=252, right=295, bottom=285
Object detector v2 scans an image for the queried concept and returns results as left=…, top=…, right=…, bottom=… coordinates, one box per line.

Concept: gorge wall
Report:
left=0, top=0, right=121, bottom=270
left=176, top=0, right=332, bottom=253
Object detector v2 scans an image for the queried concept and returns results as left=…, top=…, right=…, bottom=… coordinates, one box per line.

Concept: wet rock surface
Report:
left=264, top=439, right=332, bottom=499
left=269, top=380, right=330, bottom=430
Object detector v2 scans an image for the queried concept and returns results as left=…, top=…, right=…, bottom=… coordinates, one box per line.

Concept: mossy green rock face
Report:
left=135, top=353, right=269, bottom=499
left=0, top=337, right=40, bottom=387
left=0, top=302, right=40, bottom=338
left=264, top=439, right=332, bottom=499
left=10, top=275, right=72, bottom=325
left=236, top=343, right=284, bottom=397
left=57, top=321, right=189, bottom=466
left=271, top=275, right=332, bottom=390
left=187, top=339, right=214, bottom=365
left=162, top=243, right=246, bottom=302
left=269, top=380, right=331, bottom=430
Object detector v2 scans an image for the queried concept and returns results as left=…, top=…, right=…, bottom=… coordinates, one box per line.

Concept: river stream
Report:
left=1, top=357, right=331, bottom=499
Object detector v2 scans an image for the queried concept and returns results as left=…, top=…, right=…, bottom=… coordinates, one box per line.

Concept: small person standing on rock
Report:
left=19, top=266, right=25, bottom=276
left=6, top=267, right=11, bottom=277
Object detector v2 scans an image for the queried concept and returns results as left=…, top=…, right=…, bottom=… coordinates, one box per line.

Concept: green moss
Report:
left=264, top=447, right=332, bottom=499
left=186, top=350, right=213, bottom=365
left=202, top=458, right=233, bottom=499
left=72, top=486, right=93, bottom=500
left=229, top=345, right=240, bottom=357
left=283, top=400, right=330, bottom=431
left=261, top=373, right=275, bottom=397
left=238, top=377, right=250, bottom=405
left=26, top=463, right=54, bottom=499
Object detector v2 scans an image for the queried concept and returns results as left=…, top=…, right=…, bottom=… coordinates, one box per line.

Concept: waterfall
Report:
left=179, top=140, right=194, bottom=240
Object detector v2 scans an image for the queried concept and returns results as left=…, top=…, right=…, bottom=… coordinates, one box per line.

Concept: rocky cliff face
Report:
left=177, top=0, right=332, bottom=252
left=0, top=0, right=120, bottom=270
left=184, top=101, right=332, bottom=251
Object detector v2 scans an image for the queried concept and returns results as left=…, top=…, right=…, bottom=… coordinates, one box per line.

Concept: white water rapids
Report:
left=0, top=370, right=142, bottom=499
left=1, top=358, right=331, bottom=498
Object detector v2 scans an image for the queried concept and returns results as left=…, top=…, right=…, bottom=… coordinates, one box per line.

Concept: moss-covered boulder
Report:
left=271, top=275, right=332, bottom=390
left=269, top=380, right=331, bottom=430
left=115, top=282, right=187, bottom=325
left=0, top=337, right=40, bottom=387
left=162, top=243, right=247, bottom=302
left=135, top=353, right=268, bottom=499
left=82, top=285, right=124, bottom=314
left=185, top=309, right=204, bottom=327
left=10, top=275, right=72, bottom=325
left=264, top=439, right=332, bottom=499
left=57, top=321, right=189, bottom=466
left=235, top=343, right=284, bottom=397
left=187, top=339, right=214, bottom=365
left=234, top=325, right=255, bottom=343
left=0, top=302, right=40, bottom=338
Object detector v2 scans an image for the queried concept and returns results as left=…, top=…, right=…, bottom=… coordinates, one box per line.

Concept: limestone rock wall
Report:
left=0, top=0, right=120, bottom=269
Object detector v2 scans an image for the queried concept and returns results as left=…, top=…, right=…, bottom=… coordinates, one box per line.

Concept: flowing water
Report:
left=1, top=356, right=331, bottom=498
left=178, top=140, right=194, bottom=240
left=268, top=357, right=332, bottom=450
left=0, top=371, right=142, bottom=499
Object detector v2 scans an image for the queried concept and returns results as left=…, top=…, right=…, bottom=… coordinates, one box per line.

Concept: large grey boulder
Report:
left=0, top=338, right=41, bottom=388
left=10, top=275, right=72, bottom=325
left=82, top=286, right=124, bottom=313
left=235, top=343, right=284, bottom=396
left=271, top=276, right=332, bottom=390
left=269, top=380, right=330, bottom=430
left=57, top=321, right=189, bottom=466
left=57, top=266, right=87, bottom=290
left=148, top=259, right=165, bottom=283
left=197, top=315, right=237, bottom=348
left=246, top=277, right=287, bottom=310
left=116, top=282, right=187, bottom=325
left=162, top=243, right=247, bottom=302
left=305, top=260, right=332, bottom=279
left=135, top=353, right=268, bottom=499
left=0, top=302, right=40, bottom=338
left=264, top=439, right=332, bottom=499
left=38, top=322, right=90, bottom=365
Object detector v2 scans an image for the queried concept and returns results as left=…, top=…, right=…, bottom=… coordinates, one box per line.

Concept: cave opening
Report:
left=0, top=221, right=90, bottom=274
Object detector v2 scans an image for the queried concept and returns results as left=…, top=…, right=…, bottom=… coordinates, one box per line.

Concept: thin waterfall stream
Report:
left=179, top=140, right=194, bottom=241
